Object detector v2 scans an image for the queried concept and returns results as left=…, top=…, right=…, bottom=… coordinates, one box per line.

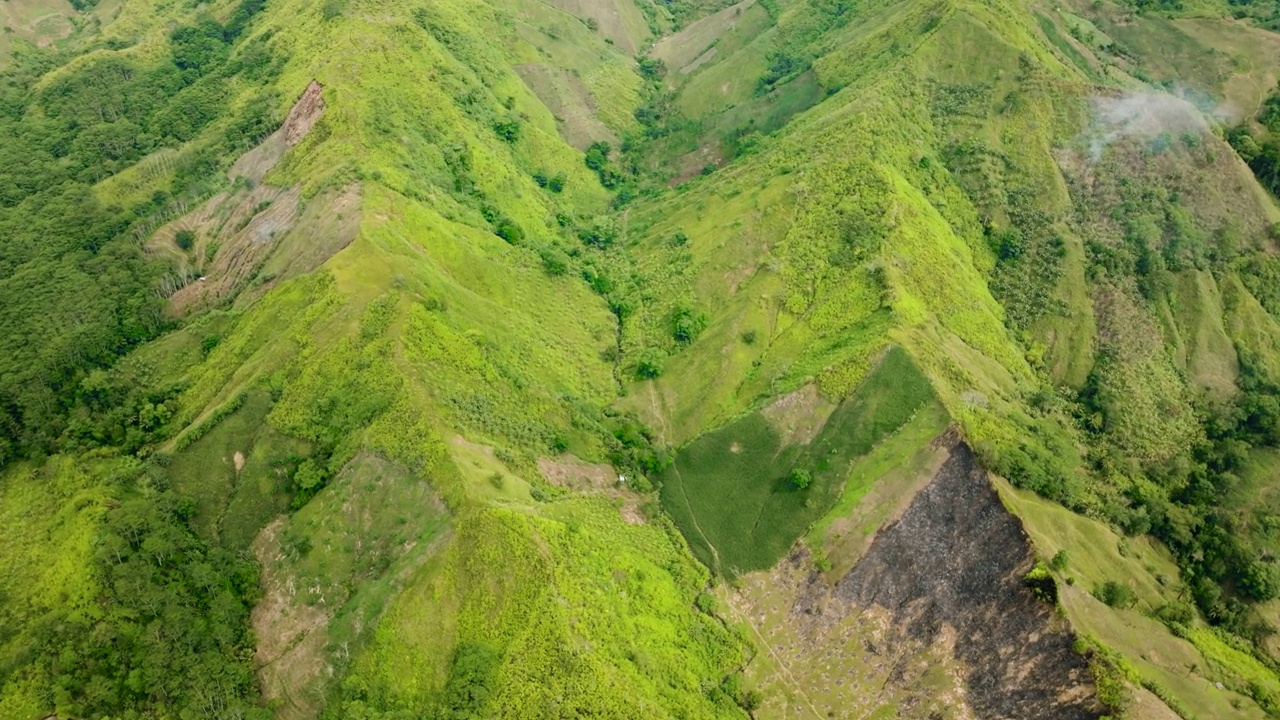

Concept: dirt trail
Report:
left=670, top=460, right=722, bottom=573
left=724, top=591, right=826, bottom=720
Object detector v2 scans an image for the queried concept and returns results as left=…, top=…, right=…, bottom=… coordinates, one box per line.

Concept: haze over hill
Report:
left=5, top=0, right=1280, bottom=717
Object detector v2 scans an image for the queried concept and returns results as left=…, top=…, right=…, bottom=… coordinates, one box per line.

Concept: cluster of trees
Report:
left=25, top=464, right=267, bottom=719
left=1069, top=346, right=1280, bottom=634
left=0, top=0, right=280, bottom=465
left=1229, top=85, right=1280, bottom=197
left=602, top=410, right=671, bottom=490
left=1154, top=359, right=1280, bottom=629
left=1229, top=128, right=1280, bottom=198
left=584, top=141, right=627, bottom=189
left=756, top=52, right=808, bottom=95
left=0, top=1, right=285, bottom=716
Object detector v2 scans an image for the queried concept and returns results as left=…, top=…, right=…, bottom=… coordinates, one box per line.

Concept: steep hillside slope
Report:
left=6, top=0, right=1280, bottom=716
left=733, top=439, right=1107, bottom=720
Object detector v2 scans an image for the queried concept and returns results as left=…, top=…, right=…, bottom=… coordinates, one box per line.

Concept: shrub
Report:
left=578, top=219, right=617, bottom=248
left=548, top=173, right=565, bottom=193
left=174, top=229, right=196, bottom=251
left=494, top=218, right=524, bottom=244
left=585, top=141, right=610, bottom=171
left=788, top=468, right=812, bottom=490
left=1238, top=559, right=1280, bottom=602
left=637, top=57, right=666, bottom=80
left=293, top=459, right=325, bottom=491
left=1075, top=637, right=1135, bottom=714
left=1154, top=601, right=1196, bottom=626
left=740, top=329, right=757, bottom=345
left=1094, top=580, right=1135, bottom=609
left=671, top=306, right=707, bottom=345
left=1050, top=549, right=1069, bottom=571
left=635, top=352, right=663, bottom=379
left=493, top=119, right=520, bottom=143
left=441, top=642, right=500, bottom=716
left=1023, top=562, right=1058, bottom=604
left=540, top=248, right=569, bottom=276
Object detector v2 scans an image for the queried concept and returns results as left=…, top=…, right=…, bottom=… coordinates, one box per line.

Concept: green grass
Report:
left=0, top=457, right=115, bottom=717
left=1005, top=474, right=1280, bottom=717
left=996, top=476, right=1182, bottom=612
left=1185, top=625, right=1280, bottom=700
left=1218, top=449, right=1280, bottom=607
left=284, top=452, right=450, bottom=624
left=1035, top=11, right=1101, bottom=81
left=660, top=346, right=939, bottom=576
left=806, top=395, right=951, bottom=577
left=1168, top=269, right=1239, bottom=399
left=167, top=388, right=309, bottom=550
left=329, top=497, right=748, bottom=718
left=1063, top=588, right=1272, bottom=720
left=255, top=453, right=451, bottom=717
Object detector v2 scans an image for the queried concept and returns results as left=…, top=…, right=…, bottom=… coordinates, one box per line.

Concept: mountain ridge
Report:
left=6, top=0, right=1280, bottom=716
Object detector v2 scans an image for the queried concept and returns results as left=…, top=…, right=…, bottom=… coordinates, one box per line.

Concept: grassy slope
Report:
left=620, top=0, right=1085, bottom=501
left=623, top=0, right=1280, bottom=715
left=337, top=498, right=745, bottom=718
left=254, top=452, right=451, bottom=719
left=659, top=346, right=939, bottom=577
left=0, top=0, right=751, bottom=714
left=1001, top=479, right=1275, bottom=719
left=6, top=0, right=1280, bottom=714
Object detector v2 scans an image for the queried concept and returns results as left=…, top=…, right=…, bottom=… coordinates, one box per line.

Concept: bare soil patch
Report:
left=670, top=143, right=726, bottom=186
left=732, top=440, right=1109, bottom=719
left=251, top=518, right=333, bottom=720
left=760, top=384, right=836, bottom=446
left=835, top=442, right=1104, bottom=718
left=538, top=454, right=648, bottom=524
left=145, top=81, right=354, bottom=315
left=231, top=81, right=326, bottom=183
left=515, top=63, right=616, bottom=150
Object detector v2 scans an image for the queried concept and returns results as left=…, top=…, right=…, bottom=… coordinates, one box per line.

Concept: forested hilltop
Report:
left=6, top=0, right=1280, bottom=716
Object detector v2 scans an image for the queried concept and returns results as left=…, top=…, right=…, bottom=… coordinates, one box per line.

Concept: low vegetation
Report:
left=660, top=347, right=938, bottom=576
left=7, top=0, right=1280, bottom=716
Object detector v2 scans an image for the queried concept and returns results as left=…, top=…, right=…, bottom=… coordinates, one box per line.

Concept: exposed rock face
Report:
left=283, top=81, right=326, bottom=146
left=154, top=80, right=356, bottom=314
left=835, top=442, right=1104, bottom=719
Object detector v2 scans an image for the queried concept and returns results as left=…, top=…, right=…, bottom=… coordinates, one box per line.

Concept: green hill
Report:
left=6, top=0, right=1280, bottom=716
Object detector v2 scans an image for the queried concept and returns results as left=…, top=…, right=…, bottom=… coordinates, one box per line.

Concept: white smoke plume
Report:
left=1083, top=88, right=1228, bottom=161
